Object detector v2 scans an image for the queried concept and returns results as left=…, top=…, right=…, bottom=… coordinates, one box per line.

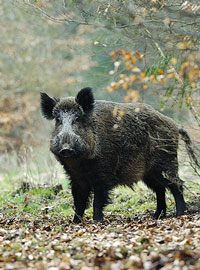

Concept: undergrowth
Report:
left=0, top=146, right=199, bottom=223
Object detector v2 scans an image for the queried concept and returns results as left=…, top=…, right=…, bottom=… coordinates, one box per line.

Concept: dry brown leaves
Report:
left=0, top=94, right=39, bottom=152
left=0, top=211, right=199, bottom=270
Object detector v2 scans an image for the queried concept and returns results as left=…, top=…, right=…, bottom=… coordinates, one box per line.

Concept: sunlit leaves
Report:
left=94, top=40, right=99, bottom=46
left=107, top=48, right=200, bottom=106
left=97, top=2, right=112, bottom=16
left=93, top=40, right=107, bottom=48
left=107, top=49, right=155, bottom=102
left=36, top=0, right=43, bottom=8
left=171, top=58, right=177, bottom=65
left=176, top=41, right=192, bottom=50
left=107, top=50, right=145, bottom=103
left=124, top=90, right=139, bottom=103
left=181, top=2, right=200, bottom=13
left=163, top=17, right=170, bottom=25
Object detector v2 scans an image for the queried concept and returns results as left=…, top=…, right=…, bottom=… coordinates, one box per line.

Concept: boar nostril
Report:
left=59, top=147, right=75, bottom=156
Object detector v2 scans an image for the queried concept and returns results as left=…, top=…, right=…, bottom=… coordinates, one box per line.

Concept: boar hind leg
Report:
left=143, top=175, right=166, bottom=219
left=71, top=182, right=91, bottom=223
left=154, top=170, right=185, bottom=217
left=166, top=177, right=186, bottom=217
left=161, top=158, right=186, bottom=217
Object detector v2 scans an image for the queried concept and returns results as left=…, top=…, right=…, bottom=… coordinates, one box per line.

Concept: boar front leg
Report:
left=93, top=182, right=111, bottom=222
left=71, top=182, right=91, bottom=223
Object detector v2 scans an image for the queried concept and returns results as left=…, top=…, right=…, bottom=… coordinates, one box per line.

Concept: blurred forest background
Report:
left=0, top=0, right=200, bottom=189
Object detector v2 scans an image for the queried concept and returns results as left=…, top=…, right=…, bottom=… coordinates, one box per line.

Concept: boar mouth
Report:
left=59, top=147, right=76, bottom=157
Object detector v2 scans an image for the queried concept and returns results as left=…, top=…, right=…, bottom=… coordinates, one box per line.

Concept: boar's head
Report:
left=40, top=88, right=96, bottom=159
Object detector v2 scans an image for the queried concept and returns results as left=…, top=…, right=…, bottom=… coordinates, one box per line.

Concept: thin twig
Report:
left=189, top=103, right=200, bottom=126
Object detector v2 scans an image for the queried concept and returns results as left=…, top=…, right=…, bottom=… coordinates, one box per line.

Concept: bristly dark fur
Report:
left=40, top=93, right=58, bottom=120
left=75, top=87, right=94, bottom=113
left=41, top=87, right=199, bottom=224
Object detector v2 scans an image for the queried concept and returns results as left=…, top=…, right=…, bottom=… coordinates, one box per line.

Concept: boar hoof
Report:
left=153, top=210, right=166, bottom=220
left=93, top=218, right=104, bottom=223
left=93, top=215, right=104, bottom=223
left=176, top=204, right=186, bottom=217
left=73, top=215, right=83, bottom=224
left=93, top=208, right=104, bottom=223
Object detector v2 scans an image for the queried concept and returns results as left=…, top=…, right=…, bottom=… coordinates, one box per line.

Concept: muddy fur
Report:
left=41, top=88, right=199, bottom=223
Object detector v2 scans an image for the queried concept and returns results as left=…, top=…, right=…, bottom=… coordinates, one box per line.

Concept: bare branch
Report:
left=143, top=25, right=200, bottom=127
left=24, top=0, right=99, bottom=26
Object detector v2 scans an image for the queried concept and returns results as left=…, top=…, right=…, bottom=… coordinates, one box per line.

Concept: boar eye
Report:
left=55, top=117, right=62, bottom=125
left=72, top=117, right=80, bottom=124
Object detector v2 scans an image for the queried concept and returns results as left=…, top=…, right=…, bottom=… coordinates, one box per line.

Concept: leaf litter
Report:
left=0, top=184, right=199, bottom=269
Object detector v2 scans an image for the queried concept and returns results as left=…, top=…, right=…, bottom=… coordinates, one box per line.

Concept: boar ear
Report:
left=40, top=92, right=58, bottom=120
left=75, top=87, right=94, bottom=113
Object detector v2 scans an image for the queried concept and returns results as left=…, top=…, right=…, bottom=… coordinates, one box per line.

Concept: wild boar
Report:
left=40, top=87, right=199, bottom=223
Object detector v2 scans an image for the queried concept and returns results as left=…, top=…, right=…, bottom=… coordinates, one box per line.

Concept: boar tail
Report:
left=179, top=127, right=200, bottom=174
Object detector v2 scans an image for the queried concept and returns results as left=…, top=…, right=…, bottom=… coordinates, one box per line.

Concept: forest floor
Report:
left=0, top=182, right=200, bottom=270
